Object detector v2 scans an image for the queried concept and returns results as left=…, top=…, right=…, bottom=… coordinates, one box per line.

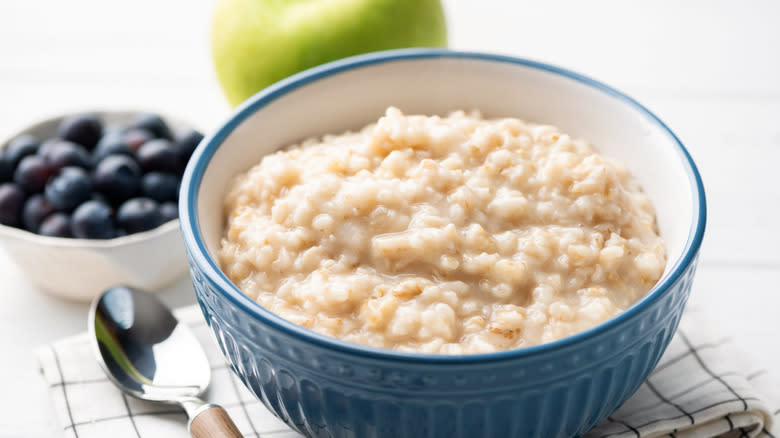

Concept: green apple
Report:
left=211, top=0, right=447, bottom=106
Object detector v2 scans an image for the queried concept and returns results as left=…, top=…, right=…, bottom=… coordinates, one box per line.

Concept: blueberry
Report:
left=37, top=138, right=64, bottom=158
left=58, top=114, right=102, bottom=150
left=141, top=172, right=179, bottom=202
left=5, top=134, right=39, bottom=167
left=103, top=123, right=123, bottom=138
left=71, top=200, right=116, bottom=239
left=117, top=197, right=162, bottom=233
left=136, top=139, right=178, bottom=173
left=130, top=113, right=172, bottom=140
left=122, top=128, right=153, bottom=152
left=39, top=139, right=73, bottom=159
left=0, top=183, right=25, bottom=227
left=90, top=191, right=110, bottom=204
left=22, top=194, right=55, bottom=232
left=0, top=154, right=13, bottom=183
left=92, top=135, right=132, bottom=165
left=14, top=155, right=52, bottom=194
left=93, top=155, right=141, bottom=202
left=159, top=202, right=178, bottom=223
left=39, top=213, right=71, bottom=238
left=44, top=141, right=91, bottom=171
left=173, top=129, right=203, bottom=169
left=45, top=167, right=92, bottom=212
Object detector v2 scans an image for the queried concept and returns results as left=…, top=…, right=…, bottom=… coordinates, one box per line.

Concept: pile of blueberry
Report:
left=0, top=113, right=203, bottom=239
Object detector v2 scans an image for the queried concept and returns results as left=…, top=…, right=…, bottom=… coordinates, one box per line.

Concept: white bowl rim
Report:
left=0, top=218, right=179, bottom=248
left=180, top=48, right=707, bottom=364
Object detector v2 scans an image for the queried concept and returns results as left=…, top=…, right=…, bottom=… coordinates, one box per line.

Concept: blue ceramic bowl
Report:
left=180, top=49, right=706, bottom=438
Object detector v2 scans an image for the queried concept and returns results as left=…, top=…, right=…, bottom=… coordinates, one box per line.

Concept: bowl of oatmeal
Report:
left=181, top=49, right=705, bottom=438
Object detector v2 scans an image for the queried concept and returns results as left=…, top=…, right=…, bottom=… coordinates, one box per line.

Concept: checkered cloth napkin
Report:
left=37, top=306, right=779, bottom=438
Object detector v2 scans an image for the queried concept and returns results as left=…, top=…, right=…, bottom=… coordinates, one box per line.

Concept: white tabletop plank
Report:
left=0, top=1, right=778, bottom=437
left=445, top=0, right=780, bottom=96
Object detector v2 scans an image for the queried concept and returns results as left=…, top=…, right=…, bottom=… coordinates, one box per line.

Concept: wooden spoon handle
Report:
left=189, top=404, right=243, bottom=438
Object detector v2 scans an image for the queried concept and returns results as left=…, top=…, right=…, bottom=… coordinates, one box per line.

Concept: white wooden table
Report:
left=1, top=1, right=778, bottom=436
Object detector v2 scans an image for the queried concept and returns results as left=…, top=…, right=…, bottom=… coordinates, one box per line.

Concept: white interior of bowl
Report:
left=197, top=56, right=695, bottom=285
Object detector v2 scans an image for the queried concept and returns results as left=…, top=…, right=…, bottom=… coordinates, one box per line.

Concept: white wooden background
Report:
left=1, top=1, right=779, bottom=436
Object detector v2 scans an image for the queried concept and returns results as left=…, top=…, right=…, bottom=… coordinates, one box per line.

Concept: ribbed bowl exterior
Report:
left=188, top=249, right=699, bottom=438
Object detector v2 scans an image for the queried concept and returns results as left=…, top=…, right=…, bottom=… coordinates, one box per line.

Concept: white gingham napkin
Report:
left=37, top=306, right=779, bottom=438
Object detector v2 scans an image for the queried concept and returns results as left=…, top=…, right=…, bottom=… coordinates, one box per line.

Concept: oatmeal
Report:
left=219, top=107, right=666, bottom=354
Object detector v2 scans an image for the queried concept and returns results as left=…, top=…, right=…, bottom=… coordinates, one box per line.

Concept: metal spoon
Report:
left=89, top=286, right=243, bottom=438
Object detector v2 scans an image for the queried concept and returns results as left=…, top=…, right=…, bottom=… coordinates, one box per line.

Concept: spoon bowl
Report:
left=89, top=286, right=243, bottom=438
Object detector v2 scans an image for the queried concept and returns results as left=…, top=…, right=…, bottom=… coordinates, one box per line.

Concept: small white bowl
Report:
left=0, top=111, right=194, bottom=301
